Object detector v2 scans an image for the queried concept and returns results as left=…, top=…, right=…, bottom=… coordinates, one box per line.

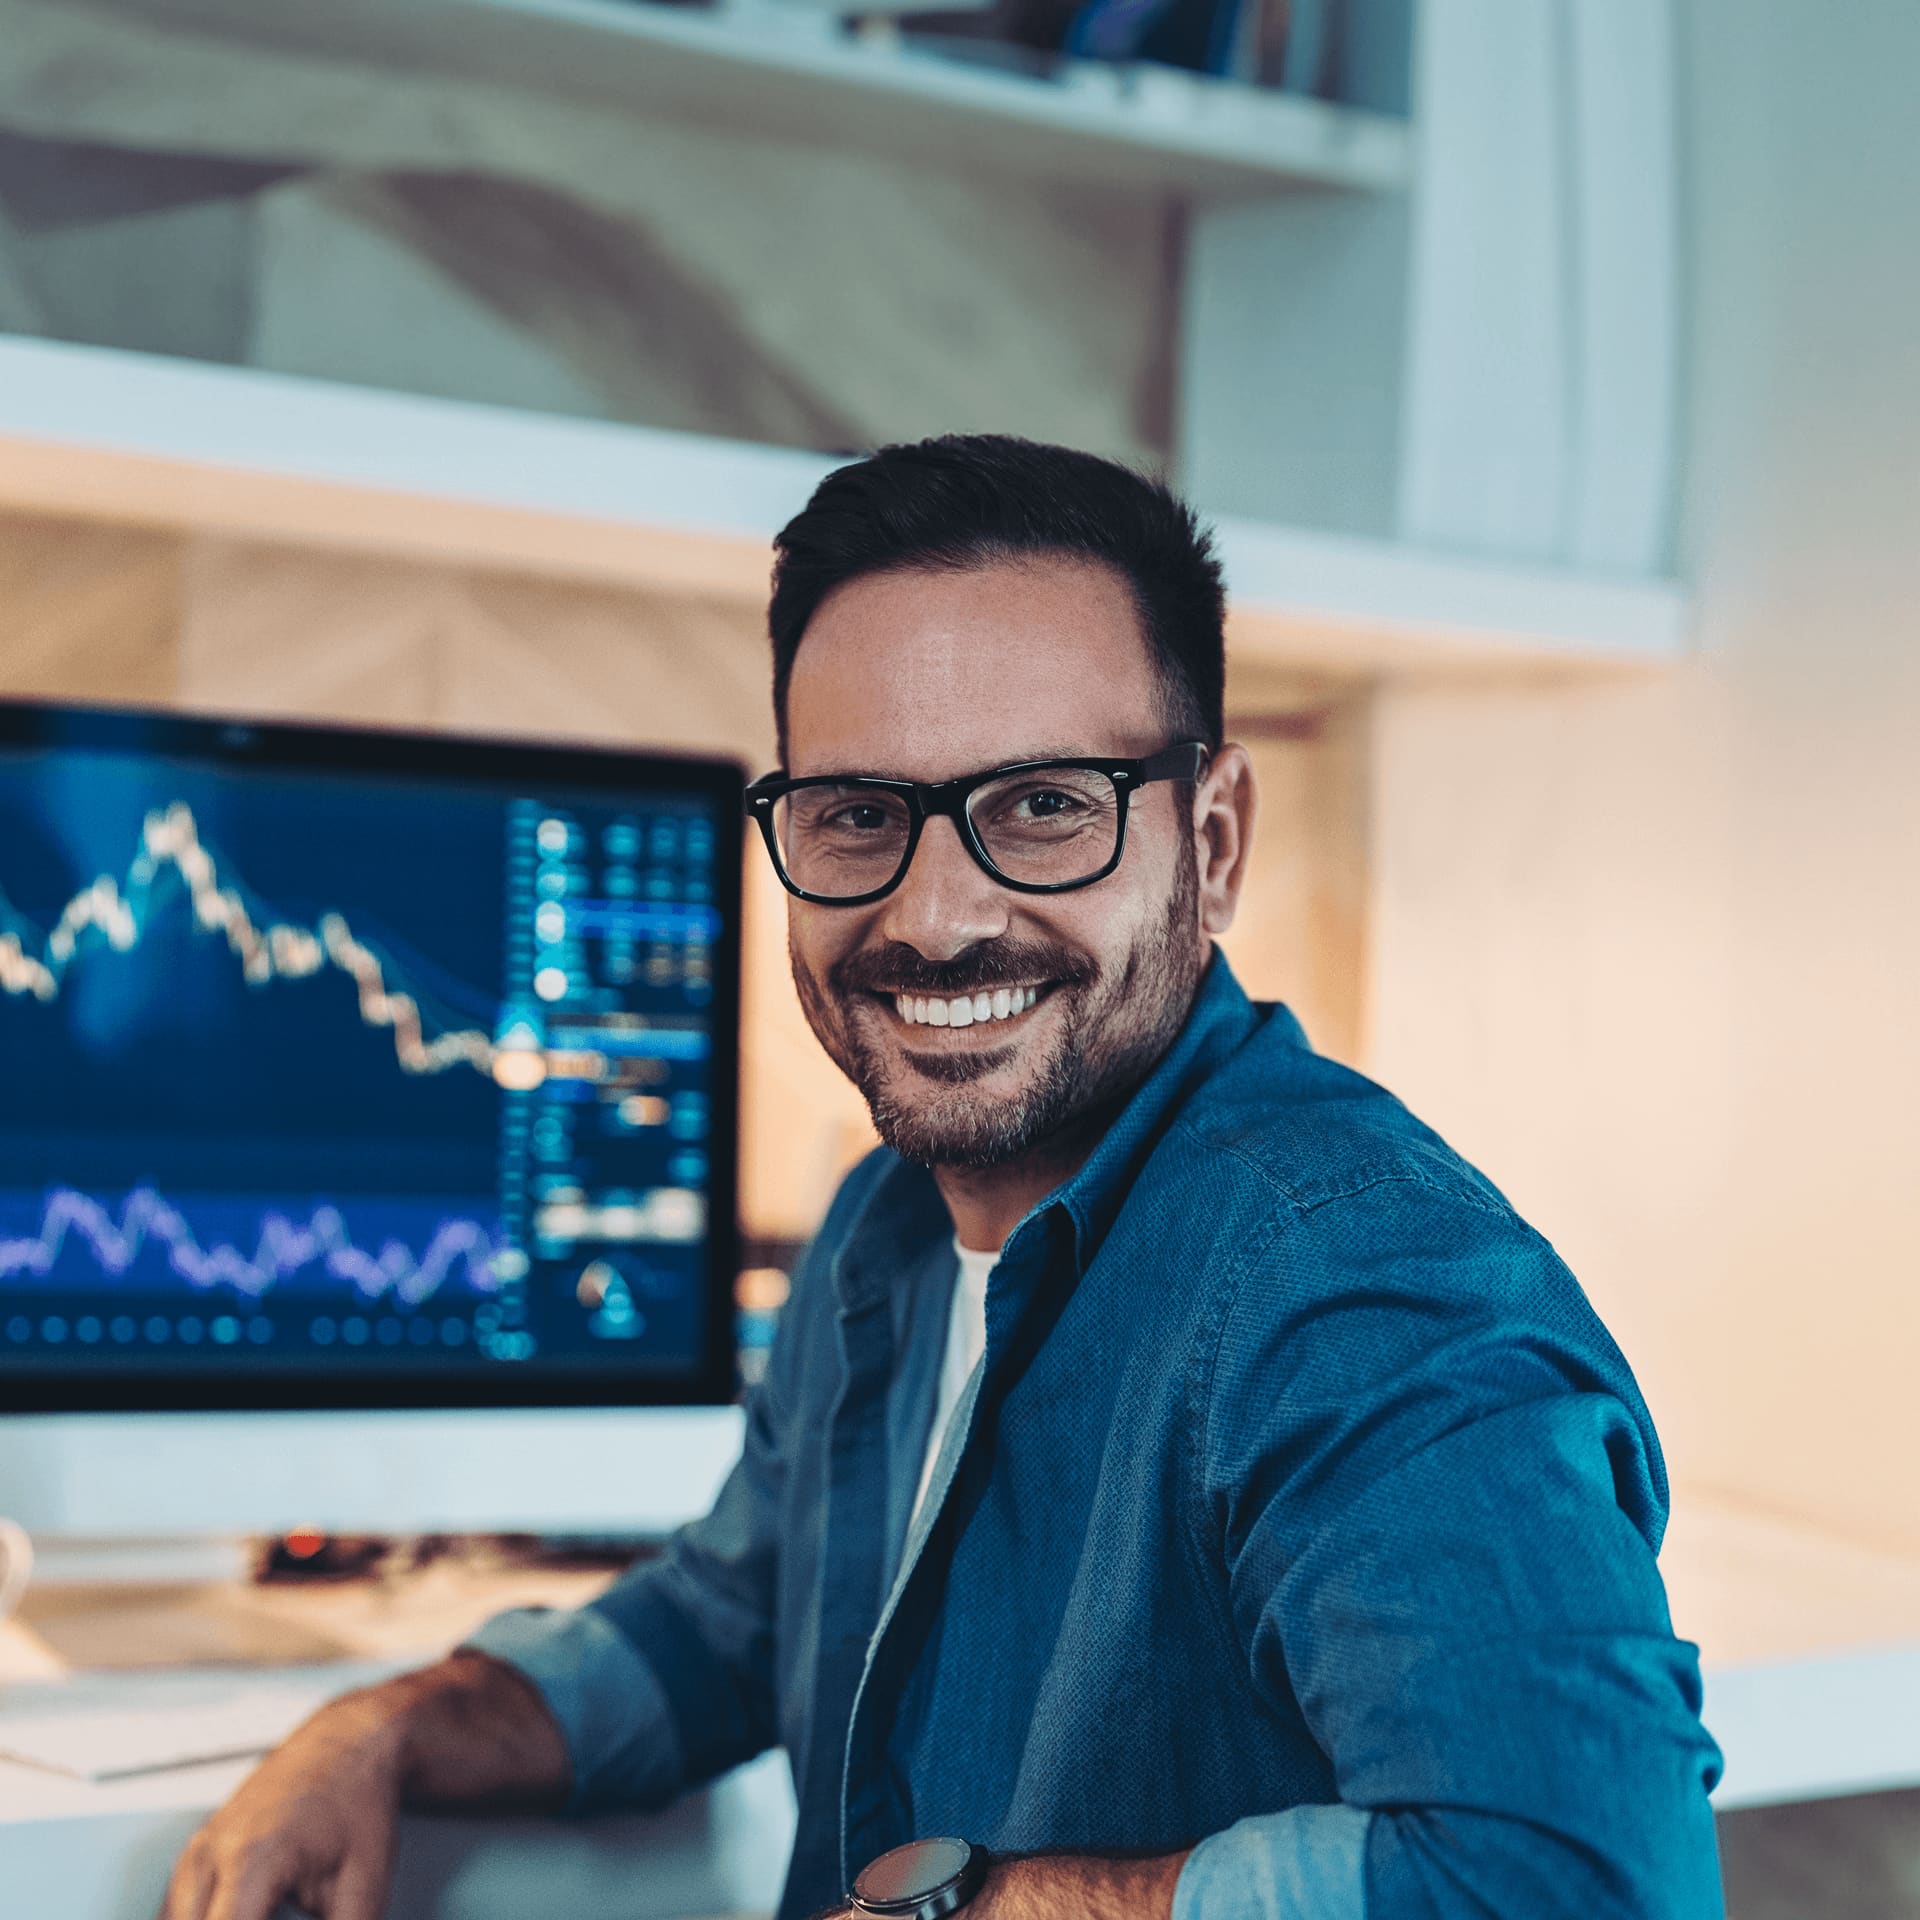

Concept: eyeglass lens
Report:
left=772, top=767, right=1123, bottom=898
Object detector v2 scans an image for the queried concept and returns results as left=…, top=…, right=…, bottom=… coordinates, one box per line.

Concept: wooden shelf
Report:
left=94, top=0, right=1412, bottom=199
left=1214, top=516, right=1687, bottom=675
left=0, top=336, right=1687, bottom=679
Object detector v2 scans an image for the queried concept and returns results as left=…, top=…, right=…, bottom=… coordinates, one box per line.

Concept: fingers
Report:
left=161, top=1813, right=310, bottom=1920
left=202, top=1849, right=298, bottom=1920
left=176, top=1840, right=390, bottom=1920
left=329, top=1848, right=393, bottom=1920
left=158, top=1699, right=401, bottom=1920
left=160, top=1839, right=283, bottom=1920
left=158, top=1835, right=214, bottom=1920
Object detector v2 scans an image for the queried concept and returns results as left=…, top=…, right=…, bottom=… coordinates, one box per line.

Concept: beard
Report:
left=790, top=838, right=1205, bottom=1171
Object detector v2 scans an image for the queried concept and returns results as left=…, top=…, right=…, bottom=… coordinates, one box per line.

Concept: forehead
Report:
left=783, top=556, right=1166, bottom=779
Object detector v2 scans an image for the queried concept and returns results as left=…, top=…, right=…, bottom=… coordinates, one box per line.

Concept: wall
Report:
left=1364, top=0, right=1920, bottom=1575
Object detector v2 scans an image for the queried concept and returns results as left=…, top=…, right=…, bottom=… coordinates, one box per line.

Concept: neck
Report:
left=923, top=958, right=1216, bottom=1251
left=930, top=1111, right=1108, bottom=1252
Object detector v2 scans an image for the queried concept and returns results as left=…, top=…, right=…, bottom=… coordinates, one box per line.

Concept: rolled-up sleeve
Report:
left=460, top=1234, right=817, bottom=1814
left=1173, top=1803, right=1371, bottom=1920
left=1184, top=1177, right=1725, bottom=1919
left=461, top=1598, right=685, bottom=1807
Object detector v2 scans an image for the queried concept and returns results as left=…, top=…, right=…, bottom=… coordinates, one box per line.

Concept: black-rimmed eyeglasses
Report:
left=744, top=742, right=1209, bottom=906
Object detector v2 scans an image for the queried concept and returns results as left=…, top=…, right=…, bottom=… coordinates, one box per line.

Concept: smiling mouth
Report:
left=876, top=983, right=1048, bottom=1031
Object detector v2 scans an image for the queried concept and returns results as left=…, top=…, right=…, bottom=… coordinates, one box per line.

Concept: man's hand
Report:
left=159, top=1682, right=404, bottom=1920
left=159, top=1650, right=570, bottom=1920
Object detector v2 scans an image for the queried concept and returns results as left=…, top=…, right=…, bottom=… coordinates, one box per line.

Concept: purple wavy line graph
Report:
left=0, top=1188, right=501, bottom=1306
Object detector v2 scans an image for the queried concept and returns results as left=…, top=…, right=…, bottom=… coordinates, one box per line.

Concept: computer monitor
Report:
left=0, top=699, right=749, bottom=1540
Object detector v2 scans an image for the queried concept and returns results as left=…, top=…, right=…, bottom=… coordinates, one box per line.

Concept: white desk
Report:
left=9, top=1496, right=1920, bottom=1918
left=1, top=1729, right=795, bottom=1920
left=0, top=1562, right=797, bottom=1920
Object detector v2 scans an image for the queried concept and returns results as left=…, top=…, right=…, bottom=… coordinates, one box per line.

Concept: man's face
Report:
left=781, top=556, right=1210, bottom=1170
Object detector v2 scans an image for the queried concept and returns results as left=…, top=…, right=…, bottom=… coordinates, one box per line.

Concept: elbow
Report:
left=1365, top=1802, right=1725, bottom=1920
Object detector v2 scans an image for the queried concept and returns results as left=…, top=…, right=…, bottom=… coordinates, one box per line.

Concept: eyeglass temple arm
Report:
left=1120, top=742, right=1211, bottom=784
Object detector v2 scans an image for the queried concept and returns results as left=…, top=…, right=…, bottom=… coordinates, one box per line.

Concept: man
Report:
left=164, top=436, right=1725, bottom=1920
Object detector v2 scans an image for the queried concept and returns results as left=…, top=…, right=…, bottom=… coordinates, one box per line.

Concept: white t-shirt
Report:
left=909, top=1237, right=996, bottom=1528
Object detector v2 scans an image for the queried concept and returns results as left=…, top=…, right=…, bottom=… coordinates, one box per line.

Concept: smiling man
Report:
left=164, top=437, right=1725, bottom=1920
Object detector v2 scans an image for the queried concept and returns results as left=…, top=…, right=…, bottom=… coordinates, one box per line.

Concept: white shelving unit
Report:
left=2, top=0, right=1691, bottom=669
left=90, top=0, right=1413, bottom=197
left=0, top=336, right=1685, bottom=678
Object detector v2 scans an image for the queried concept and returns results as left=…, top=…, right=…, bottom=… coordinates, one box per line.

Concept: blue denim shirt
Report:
left=467, top=951, right=1724, bottom=1918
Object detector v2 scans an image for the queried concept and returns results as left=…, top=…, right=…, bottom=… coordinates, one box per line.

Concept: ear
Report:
left=1192, top=743, right=1257, bottom=938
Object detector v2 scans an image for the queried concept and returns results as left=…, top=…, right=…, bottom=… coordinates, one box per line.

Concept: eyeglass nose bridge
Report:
left=888, top=799, right=998, bottom=901
left=910, top=776, right=966, bottom=823
left=916, top=771, right=995, bottom=840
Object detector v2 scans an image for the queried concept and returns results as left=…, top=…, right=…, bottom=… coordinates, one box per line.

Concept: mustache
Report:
left=831, top=937, right=1097, bottom=1000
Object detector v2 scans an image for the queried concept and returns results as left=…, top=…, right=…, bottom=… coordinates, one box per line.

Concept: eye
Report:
left=790, top=789, right=909, bottom=839
left=1014, top=786, right=1084, bottom=820
left=980, top=780, right=1101, bottom=830
left=824, top=801, right=899, bottom=834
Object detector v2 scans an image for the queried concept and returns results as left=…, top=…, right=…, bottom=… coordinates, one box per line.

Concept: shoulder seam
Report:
left=1172, top=1113, right=1522, bottom=1224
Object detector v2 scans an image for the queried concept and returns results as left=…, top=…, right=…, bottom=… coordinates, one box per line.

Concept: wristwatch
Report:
left=849, top=1837, right=991, bottom=1918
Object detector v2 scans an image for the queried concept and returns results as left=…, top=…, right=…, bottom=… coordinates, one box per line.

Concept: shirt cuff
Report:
left=1172, top=1805, right=1373, bottom=1920
left=460, top=1603, right=685, bottom=1813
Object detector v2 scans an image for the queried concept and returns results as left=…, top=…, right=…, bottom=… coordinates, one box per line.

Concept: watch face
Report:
left=853, top=1837, right=981, bottom=1915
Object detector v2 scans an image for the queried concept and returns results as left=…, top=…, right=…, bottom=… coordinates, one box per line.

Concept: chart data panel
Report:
left=0, top=704, right=741, bottom=1409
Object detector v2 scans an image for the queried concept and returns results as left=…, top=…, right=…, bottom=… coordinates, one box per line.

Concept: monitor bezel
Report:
left=0, top=696, right=746, bottom=1415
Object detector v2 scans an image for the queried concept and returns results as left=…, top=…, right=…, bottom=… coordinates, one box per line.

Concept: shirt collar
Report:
left=1046, top=945, right=1269, bottom=1273
left=832, top=946, right=1291, bottom=1307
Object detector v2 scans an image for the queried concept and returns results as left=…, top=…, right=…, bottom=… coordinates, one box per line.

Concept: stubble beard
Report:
left=791, top=841, right=1205, bottom=1172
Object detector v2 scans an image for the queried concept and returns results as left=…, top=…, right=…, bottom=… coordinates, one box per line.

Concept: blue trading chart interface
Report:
left=0, top=735, right=728, bottom=1389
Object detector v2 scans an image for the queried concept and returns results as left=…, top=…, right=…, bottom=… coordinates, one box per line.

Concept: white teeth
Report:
left=891, top=984, right=1045, bottom=1027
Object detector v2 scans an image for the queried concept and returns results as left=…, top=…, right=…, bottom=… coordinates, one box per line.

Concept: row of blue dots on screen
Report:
left=308, top=1315, right=469, bottom=1347
left=5, top=1313, right=273, bottom=1345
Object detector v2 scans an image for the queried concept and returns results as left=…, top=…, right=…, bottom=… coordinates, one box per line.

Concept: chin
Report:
left=871, top=1115, right=1030, bottom=1172
left=894, top=1042, right=1023, bottom=1087
left=865, top=1059, right=1068, bottom=1170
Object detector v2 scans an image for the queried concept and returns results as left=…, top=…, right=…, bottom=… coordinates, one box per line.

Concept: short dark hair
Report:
left=767, top=434, right=1226, bottom=761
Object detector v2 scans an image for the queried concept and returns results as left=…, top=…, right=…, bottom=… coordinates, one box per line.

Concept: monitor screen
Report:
left=0, top=700, right=742, bottom=1412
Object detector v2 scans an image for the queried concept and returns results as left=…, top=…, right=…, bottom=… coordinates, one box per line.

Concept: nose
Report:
left=874, top=814, right=1010, bottom=962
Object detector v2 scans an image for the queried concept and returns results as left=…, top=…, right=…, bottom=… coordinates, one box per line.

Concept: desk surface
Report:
left=5, top=1504, right=1920, bottom=1917
left=0, top=1556, right=797, bottom=1920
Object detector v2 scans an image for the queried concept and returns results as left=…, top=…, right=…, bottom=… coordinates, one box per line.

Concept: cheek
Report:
left=1067, top=890, right=1189, bottom=1000
left=787, top=902, right=870, bottom=982
left=1018, top=893, right=1137, bottom=983
left=1067, top=834, right=1177, bottom=943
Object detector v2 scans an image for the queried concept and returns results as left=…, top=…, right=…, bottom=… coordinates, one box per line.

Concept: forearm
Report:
left=351, top=1648, right=573, bottom=1812
left=948, top=1849, right=1192, bottom=1920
